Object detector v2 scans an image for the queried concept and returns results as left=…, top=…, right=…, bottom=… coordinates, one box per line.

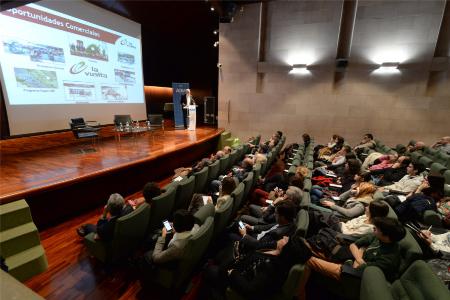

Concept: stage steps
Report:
left=218, top=131, right=240, bottom=150
left=0, top=200, right=48, bottom=282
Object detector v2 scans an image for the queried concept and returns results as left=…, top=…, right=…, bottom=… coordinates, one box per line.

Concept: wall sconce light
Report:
left=217, top=63, right=222, bottom=68
left=213, top=30, right=219, bottom=35
left=289, top=64, right=309, bottom=74
left=213, top=41, right=219, bottom=47
left=210, top=6, right=215, bottom=11
left=379, top=62, right=399, bottom=70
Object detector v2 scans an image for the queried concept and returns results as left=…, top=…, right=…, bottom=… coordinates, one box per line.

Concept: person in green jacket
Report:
left=306, top=217, right=406, bottom=282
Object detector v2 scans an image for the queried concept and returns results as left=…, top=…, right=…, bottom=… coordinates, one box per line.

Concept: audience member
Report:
left=431, top=136, right=450, bottom=154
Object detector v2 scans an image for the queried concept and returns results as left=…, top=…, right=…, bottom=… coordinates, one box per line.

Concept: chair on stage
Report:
left=113, top=115, right=132, bottom=126
left=147, top=114, right=165, bottom=136
left=69, top=117, right=100, bottom=153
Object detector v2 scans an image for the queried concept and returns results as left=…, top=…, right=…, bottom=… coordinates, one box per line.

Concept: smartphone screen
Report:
left=332, top=196, right=340, bottom=201
left=238, top=221, right=245, bottom=229
left=162, top=220, right=172, bottom=232
left=266, top=199, right=274, bottom=205
left=202, top=196, right=209, bottom=205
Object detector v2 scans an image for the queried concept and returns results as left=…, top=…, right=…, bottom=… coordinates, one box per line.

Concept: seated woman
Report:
left=310, top=182, right=376, bottom=219
left=251, top=174, right=304, bottom=207
left=187, top=193, right=213, bottom=215
left=305, top=217, right=406, bottom=283
left=76, top=193, right=128, bottom=241
left=216, top=176, right=237, bottom=210
left=371, top=156, right=410, bottom=186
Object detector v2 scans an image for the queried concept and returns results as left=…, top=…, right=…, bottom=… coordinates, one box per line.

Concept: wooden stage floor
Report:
left=0, top=127, right=222, bottom=204
left=0, top=127, right=223, bottom=228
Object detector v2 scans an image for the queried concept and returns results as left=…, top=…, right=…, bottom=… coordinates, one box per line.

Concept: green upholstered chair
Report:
left=151, top=217, right=214, bottom=290
left=84, top=203, right=151, bottom=263
left=252, top=163, right=262, bottom=189
left=213, top=197, right=234, bottom=239
left=295, top=209, right=309, bottom=238
left=419, top=156, right=434, bottom=168
left=226, top=263, right=307, bottom=300
left=147, top=187, right=176, bottom=233
left=230, top=182, right=245, bottom=217
left=303, top=178, right=312, bottom=192
left=444, top=170, right=450, bottom=196
left=422, top=210, right=442, bottom=227
left=194, top=203, right=215, bottom=225
left=360, top=260, right=450, bottom=300
left=242, top=172, right=254, bottom=200
left=436, top=151, right=450, bottom=166
left=410, top=152, right=422, bottom=164
left=193, top=166, right=209, bottom=193
left=300, top=192, right=311, bottom=208
left=424, top=147, right=438, bottom=159
left=254, top=134, right=261, bottom=146
left=260, top=160, right=268, bottom=177
left=207, top=160, right=221, bottom=183
left=219, top=154, right=231, bottom=175
left=310, top=229, right=423, bottom=300
left=429, top=162, right=447, bottom=175
left=173, top=176, right=196, bottom=211
left=229, top=150, right=239, bottom=167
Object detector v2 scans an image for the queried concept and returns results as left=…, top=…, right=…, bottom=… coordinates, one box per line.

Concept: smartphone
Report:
left=238, top=221, right=245, bottom=230
left=162, top=220, right=172, bottom=232
left=332, top=196, right=340, bottom=201
left=329, top=183, right=342, bottom=188
left=266, top=199, right=274, bottom=205
left=202, top=196, right=209, bottom=205
left=174, top=176, right=183, bottom=182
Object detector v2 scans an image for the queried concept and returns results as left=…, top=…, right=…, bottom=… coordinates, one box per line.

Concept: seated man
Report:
left=305, top=217, right=406, bottom=283
left=77, top=193, right=128, bottom=241
left=431, top=136, right=450, bottom=154
left=236, top=200, right=297, bottom=251
left=378, top=162, right=425, bottom=196
left=241, top=186, right=302, bottom=225
left=145, top=209, right=197, bottom=265
left=354, top=133, right=376, bottom=152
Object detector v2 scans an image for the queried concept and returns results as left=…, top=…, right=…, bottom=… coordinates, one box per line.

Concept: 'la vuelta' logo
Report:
left=120, top=39, right=136, bottom=49
left=70, top=61, right=88, bottom=74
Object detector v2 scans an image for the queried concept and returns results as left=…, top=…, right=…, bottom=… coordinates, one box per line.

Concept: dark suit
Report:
left=241, top=222, right=295, bottom=251
left=180, top=94, right=190, bottom=128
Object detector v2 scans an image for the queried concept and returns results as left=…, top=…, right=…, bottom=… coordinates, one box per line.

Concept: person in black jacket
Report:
left=76, top=193, right=128, bottom=241
left=180, top=89, right=195, bottom=129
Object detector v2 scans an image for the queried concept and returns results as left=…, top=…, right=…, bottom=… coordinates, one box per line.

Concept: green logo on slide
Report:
left=70, top=61, right=88, bottom=74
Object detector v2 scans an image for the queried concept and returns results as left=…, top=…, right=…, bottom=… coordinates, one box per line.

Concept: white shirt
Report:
left=257, top=224, right=279, bottom=240
left=340, top=215, right=374, bottom=236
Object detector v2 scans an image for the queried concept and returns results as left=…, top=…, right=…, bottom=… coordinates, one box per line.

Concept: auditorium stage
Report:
left=0, top=127, right=223, bottom=228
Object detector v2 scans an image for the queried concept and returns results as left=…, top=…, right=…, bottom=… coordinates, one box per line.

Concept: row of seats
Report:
left=83, top=134, right=288, bottom=291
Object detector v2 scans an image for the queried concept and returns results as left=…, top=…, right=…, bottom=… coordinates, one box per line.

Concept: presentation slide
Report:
left=0, top=3, right=144, bottom=105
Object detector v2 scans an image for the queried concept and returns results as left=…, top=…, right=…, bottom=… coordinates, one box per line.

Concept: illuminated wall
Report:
left=218, top=0, right=450, bottom=146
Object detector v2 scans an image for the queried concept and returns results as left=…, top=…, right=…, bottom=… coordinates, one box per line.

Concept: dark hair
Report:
left=345, top=152, right=357, bottom=160
left=259, top=144, right=269, bottom=154
left=336, top=136, right=345, bottom=144
left=275, top=200, right=297, bottom=222
left=369, top=201, right=389, bottom=219
left=342, top=145, right=352, bottom=153
left=346, top=159, right=361, bottom=175
left=221, top=177, right=237, bottom=195
left=332, top=134, right=338, bottom=140
left=173, top=209, right=195, bottom=232
left=372, top=217, right=406, bottom=242
left=289, top=174, right=304, bottom=189
left=277, top=131, right=283, bottom=138
left=188, top=193, right=205, bottom=214
left=358, top=171, right=372, bottom=182
left=400, top=157, right=411, bottom=167
left=365, top=134, right=374, bottom=140
left=302, top=133, right=311, bottom=143
left=411, top=162, right=425, bottom=174
left=143, top=182, right=162, bottom=203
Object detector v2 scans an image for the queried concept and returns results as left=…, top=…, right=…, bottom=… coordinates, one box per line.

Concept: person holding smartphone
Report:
left=146, top=209, right=197, bottom=265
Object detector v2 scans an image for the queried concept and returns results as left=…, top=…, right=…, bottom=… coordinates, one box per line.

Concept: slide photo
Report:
left=3, top=39, right=65, bottom=64
left=118, top=52, right=135, bottom=65
left=63, top=81, right=96, bottom=102
left=14, top=68, right=58, bottom=89
left=101, top=84, right=127, bottom=101
left=114, top=69, right=136, bottom=84
left=69, top=37, right=108, bottom=62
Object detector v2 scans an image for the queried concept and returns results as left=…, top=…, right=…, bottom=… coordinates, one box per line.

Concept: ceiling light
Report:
left=213, top=30, right=219, bottom=35
left=213, top=41, right=219, bottom=47
left=379, top=62, right=399, bottom=70
left=289, top=64, right=309, bottom=74
left=210, top=7, right=215, bottom=11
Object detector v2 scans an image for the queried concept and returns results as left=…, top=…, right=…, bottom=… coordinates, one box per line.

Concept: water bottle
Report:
left=119, top=122, right=123, bottom=131
left=125, top=121, right=129, bottom=131
left=146, top=120, right=151, bottom=130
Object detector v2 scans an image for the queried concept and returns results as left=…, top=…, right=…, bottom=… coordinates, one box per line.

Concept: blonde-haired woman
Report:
left=316, top=182, right=377, bottom=219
